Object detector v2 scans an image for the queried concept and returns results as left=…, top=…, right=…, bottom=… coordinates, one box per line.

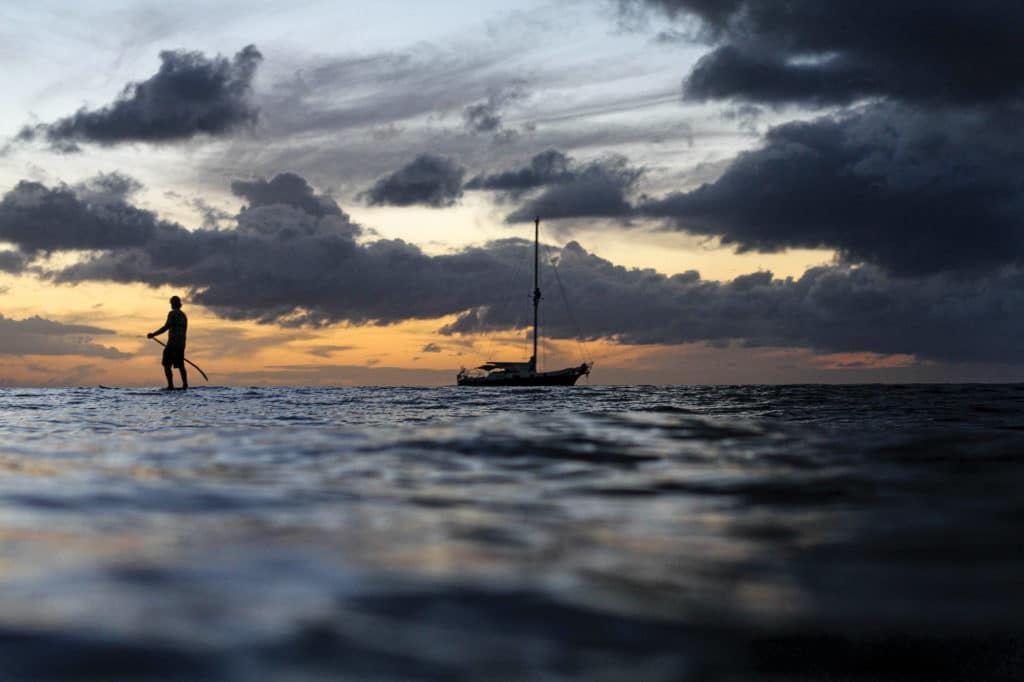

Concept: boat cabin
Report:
left=458, top=358, right=536, bottom=382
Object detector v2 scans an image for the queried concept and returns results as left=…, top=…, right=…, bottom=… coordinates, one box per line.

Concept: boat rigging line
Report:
left=547, top=246, right=594, bottom=367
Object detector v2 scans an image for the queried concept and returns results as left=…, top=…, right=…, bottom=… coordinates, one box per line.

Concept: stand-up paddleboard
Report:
left=96, top=386, right=193, bottom=393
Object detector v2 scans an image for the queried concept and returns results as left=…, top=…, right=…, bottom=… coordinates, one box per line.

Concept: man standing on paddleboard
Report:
left=148, top=296, right=188, bottom=390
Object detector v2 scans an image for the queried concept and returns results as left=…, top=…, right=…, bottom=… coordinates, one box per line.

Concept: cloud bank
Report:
left=3, top=173, right=1024, bottom=363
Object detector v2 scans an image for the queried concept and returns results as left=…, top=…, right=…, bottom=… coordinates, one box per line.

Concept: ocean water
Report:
left=0, top=384, right=1022, bottom=681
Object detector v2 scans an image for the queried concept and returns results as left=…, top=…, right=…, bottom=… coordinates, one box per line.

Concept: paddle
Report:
left=149, top=337, right=209, bottom=382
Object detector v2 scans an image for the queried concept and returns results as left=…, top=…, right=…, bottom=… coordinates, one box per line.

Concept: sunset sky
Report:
left=2, top=0, right=1023, bottom=386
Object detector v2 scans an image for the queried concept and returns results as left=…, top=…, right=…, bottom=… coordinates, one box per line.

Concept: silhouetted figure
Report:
left=148, top=296, right=188, bottom=390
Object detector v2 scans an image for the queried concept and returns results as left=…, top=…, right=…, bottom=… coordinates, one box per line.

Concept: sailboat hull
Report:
left=457, top=364, right=590, bottom=387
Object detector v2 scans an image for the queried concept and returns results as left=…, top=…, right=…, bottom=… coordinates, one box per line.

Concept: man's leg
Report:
left=163, top=363, right=174, bottom=389
left=179, top=366, right=188, bottom=390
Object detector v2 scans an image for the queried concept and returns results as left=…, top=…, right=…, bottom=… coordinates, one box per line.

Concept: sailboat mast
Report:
left=532, top=216, right=541, bottom=371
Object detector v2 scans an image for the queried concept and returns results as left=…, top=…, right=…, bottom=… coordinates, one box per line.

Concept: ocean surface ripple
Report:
left=0, top=384, right=1022, bottom=680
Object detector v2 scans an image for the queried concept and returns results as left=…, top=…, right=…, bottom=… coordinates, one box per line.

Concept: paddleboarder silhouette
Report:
left=148, top=296, right=188, bottom=390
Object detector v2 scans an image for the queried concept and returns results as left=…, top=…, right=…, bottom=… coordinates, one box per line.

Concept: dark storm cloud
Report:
left=0, top=179, right=178, bottom=253
left=18, top=45, right=262, bottom=147
left=625, top=1, right=1024, bottom=107
left=606, top=1, right=1024, bottom=278
left=0, top=314, right=128, bottom=358
left=232, top=172, right=345, bottom=219
left=639, top=103, right=1024, bottom=276
left=603, top=1, right=1024, bottom=367
left=464, top=149, right=572, bottom=196
left=362, top=154, right=465, bottom=207
left=3, top=173, right=520, bottom=325
left=504, top=155, right=641, bottom=223
left=13, top=172, right=1024, bottom=363
left=0, top=250, right=26, bottom=272
left=466, top=150, right=643, bottom=222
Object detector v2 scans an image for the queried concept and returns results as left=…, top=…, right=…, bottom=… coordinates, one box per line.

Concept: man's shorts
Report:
left=162, top=344, right=186, bottom=369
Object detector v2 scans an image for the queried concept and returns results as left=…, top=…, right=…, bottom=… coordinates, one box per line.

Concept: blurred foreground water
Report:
left=0, top=384, right=1022, bottom=680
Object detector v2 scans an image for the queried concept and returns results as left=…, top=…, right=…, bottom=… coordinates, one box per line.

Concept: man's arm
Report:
left=147, top=313, right=172, bottom=339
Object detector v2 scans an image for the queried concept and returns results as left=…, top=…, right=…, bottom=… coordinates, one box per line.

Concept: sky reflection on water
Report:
left=0, top=385, right=1021, bottom=680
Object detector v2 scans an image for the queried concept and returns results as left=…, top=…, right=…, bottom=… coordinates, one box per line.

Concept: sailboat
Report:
left=457, top=218, right=592, bottom=387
